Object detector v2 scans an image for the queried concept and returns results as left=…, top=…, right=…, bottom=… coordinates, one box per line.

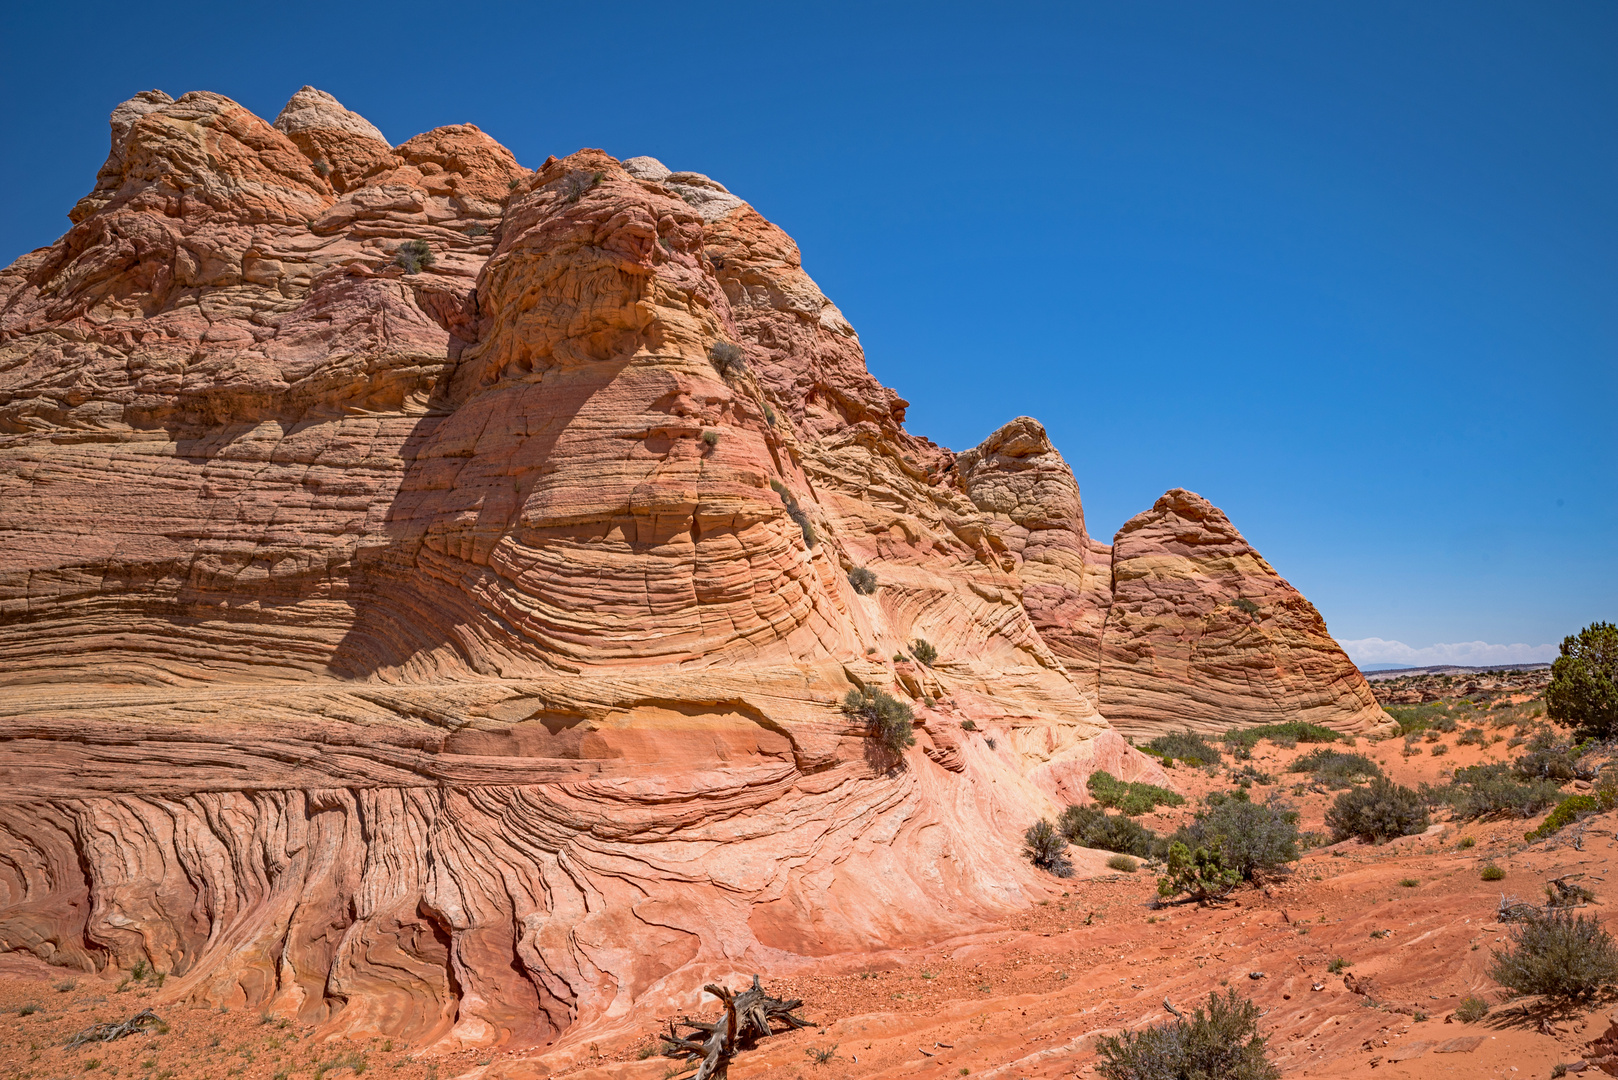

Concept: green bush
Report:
left=1157, top=841, right=1241, bottom=902
left=394, top=239, right=435, bottom=274
left=1325, top=777, right=1430, bottom=843
left=1059, top=804, right=1158, bottom=857
left=1525, top=794, right=1599, bottom=842
left=1489, top=910, right=1618, bottom=1001
left=910, top=638, right=938, bottom=666
left=1458, top=727, right=1487, bottom=746
left=1095, top=989, right=1279, bottom=1080
left=1146, top=729, right=1223, bottom=765
left=1163, top=792, right=1300, bottom=881
left=1453, top=996, right=1490, bottom=1023
left=847, top=567, right=878, bottom=595
left=1289, top=749, right=1383, bottom=788
left=1546, top=622, right=1618, bottom=739
left=1512, top=729, right=1587, bottom=782
left=1024, top=819, right=1073, bottom=878
left=842, top=687, right=915, bottom=756
left=1088, top=770, right=1185, bottom=815
left=1224, top=722, right=1340, bottom=754
left=1441, top=763, right=1562, bottom=819
left=1480, top=864, right=1505, bottom=881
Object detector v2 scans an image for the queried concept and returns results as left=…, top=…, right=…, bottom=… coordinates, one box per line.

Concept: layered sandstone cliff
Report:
left=0, top=87, right=1382, bottom=1058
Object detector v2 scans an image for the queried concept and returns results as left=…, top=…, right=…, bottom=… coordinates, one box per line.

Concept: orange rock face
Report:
left=0, top=88, right=1379, bottom=1056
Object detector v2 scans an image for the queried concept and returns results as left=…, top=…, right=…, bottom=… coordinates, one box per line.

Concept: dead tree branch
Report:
left=659, top=975, right=813, bottom=1079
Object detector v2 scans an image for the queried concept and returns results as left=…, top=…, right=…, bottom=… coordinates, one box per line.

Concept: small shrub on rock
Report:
left=1453, top=995, right=1490, bottom=1023
left=910, top=638, right=938, bottom=666
left=1325, top=777, right=1429, bottom=843
left=559, top=169, right=604, bottom=203
left=847, top=567, right=878, bottom=595
left=1489, top=910, right=1618, bottom=1002
left=709, top=340, right=746, bottom=376
left=842, top=687, right=915, bottom=756
left=1088, top=770, right=1185, bottom=815
left=1059, top=804, right=1158, bottom=857
left=1146, top=729, right=1223, bottom=765
left=1024, top=819, right=1073, bottom=878
left=1095, top=988, right=1279, bottom=1080
left=768, top=479, right=816, bottom=547
left=394, top=239, right=435, bottom=274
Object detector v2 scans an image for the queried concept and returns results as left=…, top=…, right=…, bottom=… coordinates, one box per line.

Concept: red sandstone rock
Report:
left=0, top=88, right=1381, bottom=1059
left=1098, top=488, right=1387, bottom=736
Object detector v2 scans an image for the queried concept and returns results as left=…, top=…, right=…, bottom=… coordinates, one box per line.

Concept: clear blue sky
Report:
left=3, top=1, right=1613, bottom=665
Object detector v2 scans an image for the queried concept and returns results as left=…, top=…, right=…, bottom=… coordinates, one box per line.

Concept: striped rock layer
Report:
left=0, top=88, right=1382, bottom=1059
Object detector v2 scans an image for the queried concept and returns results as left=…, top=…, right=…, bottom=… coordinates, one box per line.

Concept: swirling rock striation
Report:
left=0, top=87, right=1380, bottom=1060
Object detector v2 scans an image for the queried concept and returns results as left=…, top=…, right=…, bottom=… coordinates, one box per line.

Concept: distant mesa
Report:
left=0, top=86, right=1386, bottom=1058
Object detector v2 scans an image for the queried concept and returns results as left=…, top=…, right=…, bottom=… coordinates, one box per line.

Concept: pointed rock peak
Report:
left=622, top=155, right=670, bottom=181
left=1117, top=488, right=1242, bottom=546
left=273, top=85, right=387, bottom=144
left=974, top=417, right=1056, bottom=460
left=626, top=158, right=747, bottom=222
left=107, top=90, right=174, bottom=162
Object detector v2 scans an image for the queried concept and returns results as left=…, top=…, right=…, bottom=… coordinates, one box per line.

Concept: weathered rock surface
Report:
left=1097, top=489, right=1385, bottom=735
left=0, top=87, right=1378, bottom=1057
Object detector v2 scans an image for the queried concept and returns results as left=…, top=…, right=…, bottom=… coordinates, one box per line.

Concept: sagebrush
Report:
left=1095, top=988, right=1278, bottom=1080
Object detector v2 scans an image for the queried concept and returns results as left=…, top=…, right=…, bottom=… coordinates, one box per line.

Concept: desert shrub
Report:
left=709, top=340, right=746, bottom=375
left=1224, top=722, right=1339, bottom=755
left=768, top=479, right=816, bottom=547
left=1384, top=703, right=1447, bottom=736
left=847, top=567, right=878, bottom=595
left=1513, top=729, right=1587, bottom=782
left=763, top=403, right=776, bottom=424
left=1525, top=794, right=1599, bottom=842
left=1326, top=957, right=1349, bottom=974
left=1546, top=621, right=1618, bottom=739
left=1325, top=777, right=1430, bottom=843
left=1095, top=987, right=1278, bottom=1080
left=1230, top=597, right=1260, bottom=616
left=701, top=429, right=720, bottom=447
left=1024, top=819, right=1073, bottom=877
left=1146, top=729, right=1223, bottom=765
left=393, top=239, right=435, bottom=274
left=1088, top=770, right=1185, bottom=815
left=1289, top=749, right=1383, bottom=788
left=1157, top=841, right=1241, bottom=902
left=1546, top=878, right=1597, bottom=907
left=960, top=719, right=977, bottom=731
left=1458, top=835, right=1476, bottom=849
left=910, top=638, right=938, bottom=666
left=1489, top=910, right=1618, bottom=1001
left=1453, top=995, right=1490, bottom=1023
left=1165, top=792, right=1301, bottom=881
left=1399, top=878, right=1420, bottom=888
left=1059, top=804, right=1158, bottom=857
left=1442, top=763, right=1562, bottom=819
left=842, top=687, right=915, bottom=756
left=559, top=169, right=604, bottom=202
left=1480, top=864, right=1506, bottom=881
left=1458, top=727, right=1487, bottom=746
left=1430, top=742, right=1449, bottom=756
left=1107, top=854, right=1139, bottom=873
left=1230, top=764, right=1274, bottom=787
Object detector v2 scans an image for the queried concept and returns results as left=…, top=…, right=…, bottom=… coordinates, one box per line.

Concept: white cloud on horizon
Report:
left=1340, top=637, right=1557, bottom=667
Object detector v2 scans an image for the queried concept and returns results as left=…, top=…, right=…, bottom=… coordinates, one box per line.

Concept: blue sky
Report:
left=2, top=1, right=1613, bottom=665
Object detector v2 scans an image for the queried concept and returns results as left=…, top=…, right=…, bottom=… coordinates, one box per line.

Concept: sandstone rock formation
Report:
left=0, top=87, right=1381, bottom=1060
